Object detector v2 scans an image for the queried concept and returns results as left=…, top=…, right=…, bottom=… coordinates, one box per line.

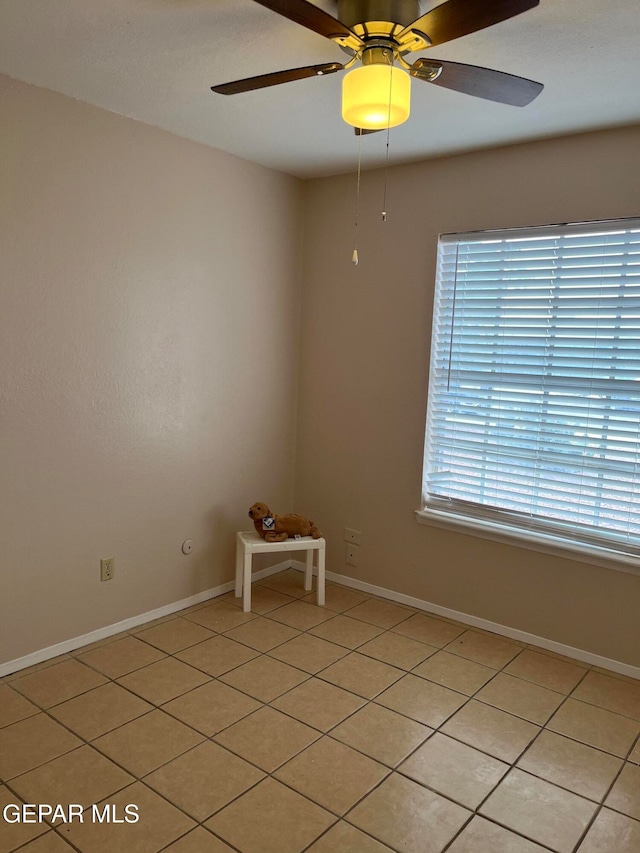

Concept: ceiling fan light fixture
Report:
left=342, top=63, right=411, bottom=130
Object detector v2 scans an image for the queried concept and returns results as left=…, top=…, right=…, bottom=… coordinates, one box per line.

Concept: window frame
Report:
left=418, top=217, right=640, bottom=576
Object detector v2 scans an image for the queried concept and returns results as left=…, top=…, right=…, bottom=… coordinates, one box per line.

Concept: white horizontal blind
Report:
left=424, top=219, right=640, bottom=558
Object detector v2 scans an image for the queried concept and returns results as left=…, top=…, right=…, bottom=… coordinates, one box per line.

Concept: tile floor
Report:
left=1, top=569, right=640, bottom=853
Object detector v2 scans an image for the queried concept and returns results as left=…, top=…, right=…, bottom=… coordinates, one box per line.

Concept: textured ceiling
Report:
left=1, top=0, right=639, bottom=178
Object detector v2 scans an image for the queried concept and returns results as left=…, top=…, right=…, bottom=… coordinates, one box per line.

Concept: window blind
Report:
left=423, top=219, right=640, bottom=559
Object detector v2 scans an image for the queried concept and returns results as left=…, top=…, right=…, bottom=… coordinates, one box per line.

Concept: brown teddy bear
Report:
left=248, top=502, right=322, bottom=543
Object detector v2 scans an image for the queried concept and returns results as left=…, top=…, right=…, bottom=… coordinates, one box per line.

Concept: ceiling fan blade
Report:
left=399, top=0, right=539, bottom=48
left=412, top=58, right=543, bottom=106
left=212, top=62, right=343, bottom=95
left=251, top=0, right=362, bottom=48
left=354, top=127, right=383, bottom=136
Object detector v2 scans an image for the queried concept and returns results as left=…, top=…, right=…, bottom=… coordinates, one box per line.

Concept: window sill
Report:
left=415, top=508, right=640, bottom=576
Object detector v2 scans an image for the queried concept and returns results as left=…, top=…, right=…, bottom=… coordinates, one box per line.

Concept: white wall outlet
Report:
left=345, top=543, right=359, bottom=566
left=100, top=557, right=114, bottom=582
left=344, top=528, right=362, bottom=546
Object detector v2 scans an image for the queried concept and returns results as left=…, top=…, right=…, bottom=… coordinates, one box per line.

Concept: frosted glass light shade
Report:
left=342, top=64, right=411, bottom=129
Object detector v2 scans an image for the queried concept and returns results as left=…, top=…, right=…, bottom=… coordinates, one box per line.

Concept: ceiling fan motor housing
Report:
left=337, top=0, right=421, bottom=29
left=212, top=0, right=544, bottom=112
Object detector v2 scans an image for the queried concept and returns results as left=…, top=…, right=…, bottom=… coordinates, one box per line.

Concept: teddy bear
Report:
left=248, top=502, right=322, bottom=543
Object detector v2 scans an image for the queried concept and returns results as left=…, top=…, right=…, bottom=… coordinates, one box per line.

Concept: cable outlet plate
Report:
left=344, top=527, right=362, bottom=545
left=345, top=544, right=359, bottom=566
left=100, top=557, right=114, bottom=582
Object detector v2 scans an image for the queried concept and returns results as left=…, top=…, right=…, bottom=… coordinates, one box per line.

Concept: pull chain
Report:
left=353, top=58, right=394, bottom=261
left=382, top=59, right=393, bottom=223
left=352, top=128, right=363, bottom=265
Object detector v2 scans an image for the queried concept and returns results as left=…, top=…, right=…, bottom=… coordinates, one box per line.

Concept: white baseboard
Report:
left=5, top=558, right=637, bottom=682
left=291, top=561, right=640, bottom=681
left=0, top=560, right=293, bottom=678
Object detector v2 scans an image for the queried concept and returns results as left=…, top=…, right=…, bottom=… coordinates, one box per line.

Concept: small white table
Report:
left=235, top=530, right=326, bottom=613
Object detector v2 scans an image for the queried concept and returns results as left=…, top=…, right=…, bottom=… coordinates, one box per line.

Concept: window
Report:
left=421, top=219, right=640, bottom=569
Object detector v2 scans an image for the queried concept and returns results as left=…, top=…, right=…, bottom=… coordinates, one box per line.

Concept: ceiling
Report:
left=1, top=0, right=639, bottom=178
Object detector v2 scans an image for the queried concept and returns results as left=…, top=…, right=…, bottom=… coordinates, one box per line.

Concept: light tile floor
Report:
left=1, top=569, right=639, bottom=853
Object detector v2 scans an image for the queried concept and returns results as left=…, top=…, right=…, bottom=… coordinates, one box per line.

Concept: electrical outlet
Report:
left=345, top=544, right=359, bottom=566
left=100, top=557, right=114, bottom=582
left=344, top=528, right=362, bottom=545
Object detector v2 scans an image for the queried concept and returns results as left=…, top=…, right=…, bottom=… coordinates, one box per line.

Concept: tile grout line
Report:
left=569, top=726, right=640, bottom=852
left=3, top=572, right=640, bottom=853
left=193, top=615, right=604, bottom=851
left=5, top=652, right=632, bottom=853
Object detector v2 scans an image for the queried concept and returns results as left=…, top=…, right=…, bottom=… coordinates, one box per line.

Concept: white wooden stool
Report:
left=235, top=531, right=326, bottom=613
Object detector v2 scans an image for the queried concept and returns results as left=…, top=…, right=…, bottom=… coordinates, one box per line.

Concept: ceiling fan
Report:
left=211, top=0, right=544, bottom=132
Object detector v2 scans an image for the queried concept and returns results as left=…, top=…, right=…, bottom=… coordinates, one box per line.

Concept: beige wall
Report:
left=297, top=126, right=640, bottom=667
left=2, top=72, right=638, bottom=671
left=0, top=76, right=303, bottom=666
